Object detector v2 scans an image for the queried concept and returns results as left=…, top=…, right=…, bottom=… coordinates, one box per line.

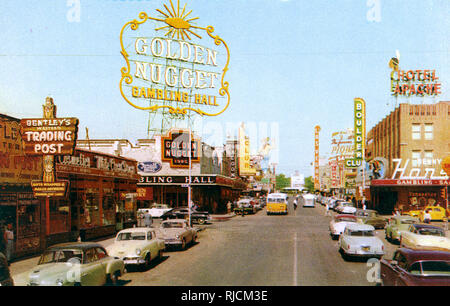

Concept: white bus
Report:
left=300, top=194, right=316, bottom=208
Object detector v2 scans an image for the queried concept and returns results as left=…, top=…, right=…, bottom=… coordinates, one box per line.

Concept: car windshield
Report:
left=336, top=217, right=356, bottom=223
left=162, top=222, right=184, bottom=229
left=268, top=198, right=285, bottom=203
left=401, top=220, right=416, bottom=225
left=350, top=230, right=375, bottom=237
left=39, top=249, right=83, bottom=265
left=417, top=228, right=445, bottom=236
left=409, top=261, right=450, bottom=276
left=117, top=232, right=146, bottom=241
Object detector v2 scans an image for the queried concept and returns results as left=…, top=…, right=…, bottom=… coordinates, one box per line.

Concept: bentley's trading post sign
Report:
left=120, top=0, right=230, bottom=116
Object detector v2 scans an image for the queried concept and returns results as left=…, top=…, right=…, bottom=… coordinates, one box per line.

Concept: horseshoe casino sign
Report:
left=120, top=0, right=230, bottom=116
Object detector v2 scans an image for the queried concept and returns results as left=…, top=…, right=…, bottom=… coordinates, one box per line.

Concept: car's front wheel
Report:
left=108, top=271, right=120, bottom=286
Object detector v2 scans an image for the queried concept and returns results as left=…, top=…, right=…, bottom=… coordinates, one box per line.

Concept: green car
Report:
left=355, top=209, right=388, bottom=229
left=385, top=215, right=419, bottom=243
left=15, top=242, right=125, bottom=286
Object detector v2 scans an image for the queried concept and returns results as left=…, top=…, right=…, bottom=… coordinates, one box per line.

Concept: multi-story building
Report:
left=366, top=101, right=450, bottom=214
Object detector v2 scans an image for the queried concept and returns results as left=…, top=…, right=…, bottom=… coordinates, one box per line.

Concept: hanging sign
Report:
left=119, top=0, right=230, bottom=116
left=161, top=129, right=200, bottom=168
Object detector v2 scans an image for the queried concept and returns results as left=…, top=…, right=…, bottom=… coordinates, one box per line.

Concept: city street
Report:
left=11, top=199, right=407, bottom=286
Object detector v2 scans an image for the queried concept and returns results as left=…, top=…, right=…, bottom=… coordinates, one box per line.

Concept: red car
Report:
left=380, top=248, right=450, bottom=286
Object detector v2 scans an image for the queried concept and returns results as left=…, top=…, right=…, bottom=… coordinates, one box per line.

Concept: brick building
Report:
left=365, top=101, right=450, bottom=214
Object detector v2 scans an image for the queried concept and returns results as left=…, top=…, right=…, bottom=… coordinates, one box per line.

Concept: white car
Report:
left=400, top=224, right=450, bottom=251
left=106, top=228, right=165, bottom=268
left=338, top=223, right=385, bottom=260
left=335, top=202, right=357, bottom=214
left=139, top=204, right=173, bottom=218
left=330, top=214, right=358, bottom=240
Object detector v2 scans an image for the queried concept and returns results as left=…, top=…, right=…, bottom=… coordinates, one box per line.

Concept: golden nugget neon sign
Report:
left=120, top=0, right=230, bottom=116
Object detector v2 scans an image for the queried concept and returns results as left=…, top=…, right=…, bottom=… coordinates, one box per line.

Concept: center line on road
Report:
left=293, top=231, right=298, bottom=286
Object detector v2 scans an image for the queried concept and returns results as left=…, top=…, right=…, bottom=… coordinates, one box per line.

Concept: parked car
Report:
left=106, top=228, right=165, bottom=269
left=335, top=202, right=357, bottom=214
left=399, top=224, right=450, bottom=251
left=329, top=214, right=358, bottom=240
left=419, top=206, right=447, bottom=222
left=380, top=248, right=450, bottom=286
left=338, top=223, right=384, bottom=260
left=156, top=219, right=198, bottom=250
left=385, top=215, right=419, bottom=243
left=234, top=199, right=256, bottom=215
left=161, top=207, right=211, bottom=224
left=0, top=252, right=13, bottom=286
left=138, top=203, right=173, bottom=218
left=331, top=199, right=346, bottom=211
left=355, top=209, right=388, bottom=229
left=15, top=242, right=124, bottom=286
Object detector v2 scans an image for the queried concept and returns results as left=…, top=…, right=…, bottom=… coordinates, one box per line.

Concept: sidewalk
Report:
left=210, top=213, right=236, bottom=222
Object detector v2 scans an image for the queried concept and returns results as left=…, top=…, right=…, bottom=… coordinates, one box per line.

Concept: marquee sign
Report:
left=161, top=130, right=200, bottom=168
left=120, top=0, right=230, bottom=116
left=389, top=57, right=441, bottom=97
left=20, top=118, right=79, bottom=155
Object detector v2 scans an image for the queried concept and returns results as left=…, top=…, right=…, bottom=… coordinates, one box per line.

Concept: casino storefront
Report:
left=47, top=148, right=139, bottom=245
left=369, top=179, right=449, bottom=215
left=138, top=175, right=246, bottom=213
left=0, top=114, right=44, bottom=258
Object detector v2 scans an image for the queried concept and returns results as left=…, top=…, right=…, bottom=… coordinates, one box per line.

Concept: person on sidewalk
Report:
left=5, top=224, right=14, bottom=264
left=143, top=212, right=153, bottom=228
left=423, top=210, right=432, bottom=224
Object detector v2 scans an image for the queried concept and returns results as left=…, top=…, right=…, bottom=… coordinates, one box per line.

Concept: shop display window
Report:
left=49, top=198, right=70, bottom=234
left=80, top=193, right=100, bottom=228
left=102, top=194, right=116, bottom=226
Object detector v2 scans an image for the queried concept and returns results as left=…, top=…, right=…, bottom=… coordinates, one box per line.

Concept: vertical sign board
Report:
left=238, top=124, right=256, bottom=176
left=314, top=125, right=320, bottom=190
left=20, top=98, right=79, bottom=234
left=345, top=98, right=366, bottom=169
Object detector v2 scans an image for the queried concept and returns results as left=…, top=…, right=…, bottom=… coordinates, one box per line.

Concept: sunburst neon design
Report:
left=150, top=0, right=204, bottom=40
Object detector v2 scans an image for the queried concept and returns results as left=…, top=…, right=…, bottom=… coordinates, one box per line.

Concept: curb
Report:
left=210, top=214, right=236, bottom=222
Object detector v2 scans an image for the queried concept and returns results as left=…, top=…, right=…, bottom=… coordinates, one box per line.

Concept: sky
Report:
left=0, top=0, right=449, bottom=177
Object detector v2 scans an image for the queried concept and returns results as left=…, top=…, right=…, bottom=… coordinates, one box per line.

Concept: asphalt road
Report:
left=11, top=199, right=409, bottom=286
left=115, top=200, right=398, bottom=286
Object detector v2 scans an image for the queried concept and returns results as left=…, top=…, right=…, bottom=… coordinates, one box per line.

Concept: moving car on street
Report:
left=266, top=193, right=288, bottom=215
left=380, top=248, right=450, bottom=286
left=338, top=223, right=385, bottom=260
left=234, top=199, right=256, bottom=215
left=329, top=214, right=358, bottom=240
left=355, top=209, right=387, bottom=229
left=156, top=219, right=198, bottom=251
left=106, top=228, right=165, bottom=269
left=300, top=193, right=316, bottom=208
left=139, top=203, right=173, bottom=218
left=335, top=202, right=357, bottom=214
left=399, top=224, right=450, bottom=251
left=15, top=242, right=125, bottom=286
left=385, top=215, right=419, bottom=244
left=161, top=206, right=211, bottom=224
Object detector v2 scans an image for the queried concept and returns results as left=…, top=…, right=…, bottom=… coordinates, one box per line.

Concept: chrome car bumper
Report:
left=123, top=257, right=146, bottom=265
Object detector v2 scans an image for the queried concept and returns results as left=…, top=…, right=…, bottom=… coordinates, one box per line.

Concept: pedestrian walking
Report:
left=325, top=202, right=331, bottom=216
left=293, top=199, right=298, bottom=210
left=143, top=212, right=153, bottom=228
left=0, top=224, right=6, bottom=256
left=423, top=210, right=432, bottom=224
left=5, top=224, right=14, bottom=264
left=227, top=201, right=232, bottom=214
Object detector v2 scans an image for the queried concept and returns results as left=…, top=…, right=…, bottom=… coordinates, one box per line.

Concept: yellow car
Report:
left=404, top=210, right=421, bottom=218
left=419, top=206, right=447, bottom=222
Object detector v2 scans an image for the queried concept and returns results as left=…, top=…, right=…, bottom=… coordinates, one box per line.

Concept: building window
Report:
left=412, top=151, right=421, bottom=167
left=411, top=124, right=421, bottom=140
left=423, top=151, right=433, bottom=166
left=424, top=124, right=433, bottom=140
